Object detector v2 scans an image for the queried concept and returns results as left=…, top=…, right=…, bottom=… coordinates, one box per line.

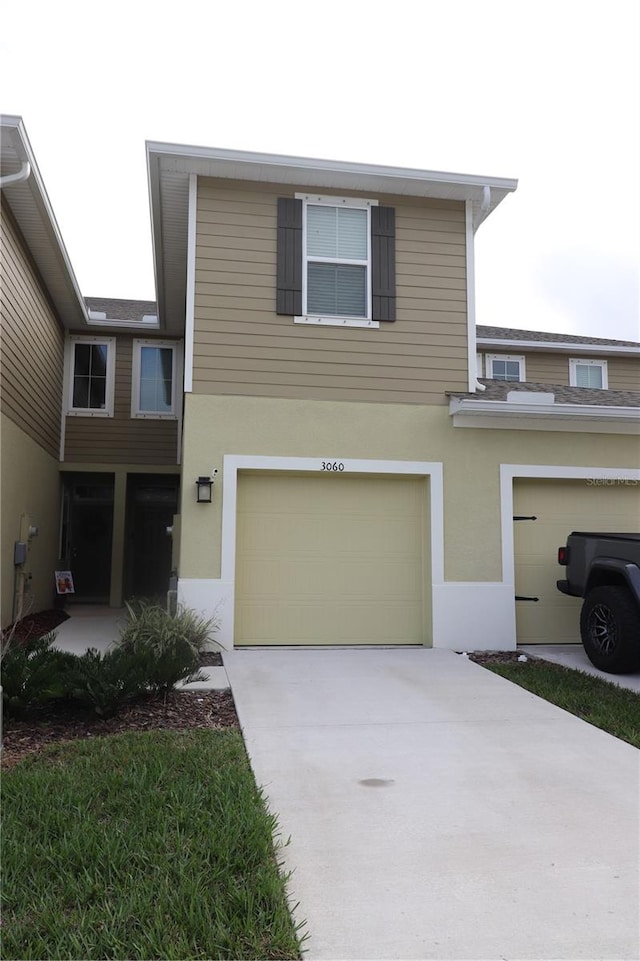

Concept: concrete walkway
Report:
left=223, top=648, right=639, bottom=961
left=521, top=643, right=640, bottom=693
left=53, top=606, right=229, bottom=689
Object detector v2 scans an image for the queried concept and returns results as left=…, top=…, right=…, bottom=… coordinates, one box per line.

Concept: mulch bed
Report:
left=2, top=609, right=235, bottom=769
left=467, top=651, right=531, bottom=665
left=3, top=609, right=70, bottom=644
left=1, top=690, right=239, bottom=769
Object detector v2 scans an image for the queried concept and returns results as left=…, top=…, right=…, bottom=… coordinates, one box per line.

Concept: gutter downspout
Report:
left=466, top=187, right=491, bottom=392
left=0, top=161, right=31, bottom=188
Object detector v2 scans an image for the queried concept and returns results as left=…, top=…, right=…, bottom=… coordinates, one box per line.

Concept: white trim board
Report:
left=219, top=455, right=444, bottom=648
left=184, top=173, right=197, bottom=394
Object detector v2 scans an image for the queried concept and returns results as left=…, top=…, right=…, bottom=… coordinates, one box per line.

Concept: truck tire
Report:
left=580, top=586, right=640, bottom=674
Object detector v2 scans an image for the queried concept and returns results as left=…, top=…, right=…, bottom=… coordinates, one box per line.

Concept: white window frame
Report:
left=485, top=354, right=526, bottom=382
left=294, top=193, right=379, bottom=329
left=569, top=358, right=608, bottom=389
left=131, top=339, right=182, bottom=419
left=64, top=335, right=116, bottom=417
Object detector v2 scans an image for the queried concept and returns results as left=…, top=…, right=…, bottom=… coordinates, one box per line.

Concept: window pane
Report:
left=575, top=364, right=602, bottom=388
left=72, top=376, right=89, bottom=408
left=88, top=375, right=106, bottom=409
left=139, top=346, right=173, bottom=412
left=307, top=205, right=367, bottom=260
left=307, top=263, right=366, bottom=317
left=74, top=344, right=91, bottom=376
left=73, top=343, right=107, bottom=408
left=336, top=207, right=367, bottom=259
left=492, top=360, right=520, bottom=382
left=90, top=344, right=108, bottom=376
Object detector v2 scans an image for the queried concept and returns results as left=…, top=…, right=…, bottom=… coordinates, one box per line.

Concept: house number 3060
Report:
left=321, top=461, right=345, bottom=472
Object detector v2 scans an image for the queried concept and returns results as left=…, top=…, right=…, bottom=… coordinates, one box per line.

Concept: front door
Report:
left=61, top=474, right=115, bottom=602
left=124, top=475, right=179, bottom=601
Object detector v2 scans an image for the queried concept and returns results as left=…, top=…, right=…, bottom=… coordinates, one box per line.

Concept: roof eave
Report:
left=0, top=115, right=89, bottom=329
left=476, top=337, right=640, bottom=356
left=146, top=141, right=518, bottom=332
left=449, top=396, right=640, bottom=431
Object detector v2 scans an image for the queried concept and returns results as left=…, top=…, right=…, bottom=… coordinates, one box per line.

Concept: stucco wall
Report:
left=178, top=393, right=638, bottom=585
left=1, top=414, right=61, bottom=627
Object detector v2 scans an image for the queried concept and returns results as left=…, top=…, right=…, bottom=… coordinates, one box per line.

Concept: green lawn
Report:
left=484, top=660, right=640, bottom=748
left=1, top=730, right=304, bottom=961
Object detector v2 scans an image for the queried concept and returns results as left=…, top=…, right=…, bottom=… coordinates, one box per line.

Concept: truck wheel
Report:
left=580, top=586, right=640, bottom=674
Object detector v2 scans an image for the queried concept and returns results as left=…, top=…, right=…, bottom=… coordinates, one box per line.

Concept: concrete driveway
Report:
left=224, top=648, right=639, bottom=961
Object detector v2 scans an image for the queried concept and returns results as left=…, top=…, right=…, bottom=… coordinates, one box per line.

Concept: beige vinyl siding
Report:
left=484, top=350, right=639, bottom=391
left=608, top=356, right=640, bottom=391
left=0, top=201, right=64, bottom=458
left=193, top=178, right=468, bottom=405
left=63, top=335, right=179, bottom=464
left=521, top=352, right=567, bottom=384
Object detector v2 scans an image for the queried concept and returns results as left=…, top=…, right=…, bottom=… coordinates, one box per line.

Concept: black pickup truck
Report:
left=557, top=532, right=640, bottom=673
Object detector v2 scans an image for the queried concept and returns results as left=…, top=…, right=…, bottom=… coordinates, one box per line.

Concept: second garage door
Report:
left=513, top=478, right=639, bottom=644
left=235, top=472, right=429, bottom=646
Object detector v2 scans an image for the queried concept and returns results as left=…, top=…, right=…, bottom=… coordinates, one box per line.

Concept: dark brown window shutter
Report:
left=371, top=206, right=396, bottom=322
left=276, top=198, right=303, bottom=315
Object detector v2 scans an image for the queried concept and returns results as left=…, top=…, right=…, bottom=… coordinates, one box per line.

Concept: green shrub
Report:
left=64, top=647, right=151, bottom=718
left=1, top=632, right=76, bottom=717
left=116, top=601, right=216, bottom=692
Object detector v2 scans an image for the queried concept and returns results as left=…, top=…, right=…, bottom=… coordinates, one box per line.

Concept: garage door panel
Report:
left=236, top=599, right=423, bottom=646
left=514, top=480, right=639, bottom=644
left=239, top=511, right=420, bottom=555
left=235, top=473, right=428, bottom=646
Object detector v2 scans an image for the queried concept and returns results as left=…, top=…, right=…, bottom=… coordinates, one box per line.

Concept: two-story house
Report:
left=2, top=116, right=639, bottom=650
left=145, top=141, right=639, bottom=651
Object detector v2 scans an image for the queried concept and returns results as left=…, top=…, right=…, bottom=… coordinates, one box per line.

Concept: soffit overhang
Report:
left=0, top=115, right=88, bottom=329
left=147, top=141, right=518, bottom=335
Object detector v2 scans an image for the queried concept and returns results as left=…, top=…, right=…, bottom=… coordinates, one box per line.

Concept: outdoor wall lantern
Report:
left=195, top=475, right=214, bottom=503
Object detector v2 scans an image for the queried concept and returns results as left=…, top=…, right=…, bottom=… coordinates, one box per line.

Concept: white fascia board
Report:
left=145, top=140, right=517, bottom=221
left=146, top=140, right=517, bottom=192
left=477, top=337, right=640, bottom=356
left=449, top=397, right=640, bottom=419
left=86, top=318, right=160, bottom=330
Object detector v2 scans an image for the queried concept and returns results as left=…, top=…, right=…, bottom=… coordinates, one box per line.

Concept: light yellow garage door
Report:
left=235, top=472, right=429, bottom=646
left=514, top=479, right=639, bottom=644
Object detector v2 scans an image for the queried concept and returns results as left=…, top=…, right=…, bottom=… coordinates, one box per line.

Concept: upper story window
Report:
left=276, top=195, right=396, bottom=328
left=131, top=340, right=180, bottom=418
left=65, top=336, right=116, bottom=417
left=569, top=358, right=608, bottom=389
left=304, top=197, right=372, bottom=321
left=485, top=354, right=526, bottom=382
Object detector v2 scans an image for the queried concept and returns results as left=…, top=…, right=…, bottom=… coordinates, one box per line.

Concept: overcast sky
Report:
left=1, top=0, right=638, bottom=341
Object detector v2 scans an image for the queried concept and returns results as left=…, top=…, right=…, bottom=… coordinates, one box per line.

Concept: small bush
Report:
left=64, top=647, right=152, bottom=718
left=1, top=632, right=76, bottom=717
left=116, top=602, right=216, bottom=692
